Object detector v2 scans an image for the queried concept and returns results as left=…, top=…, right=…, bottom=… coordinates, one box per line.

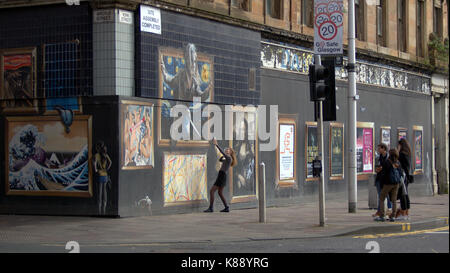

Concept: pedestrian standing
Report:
left=373, top=143, right=392, bottom=217
left=397, top=138, right=412, bottom=220
left=374, top=148, right=402, bottom=222
left=204, top=138, right=237, bottom=213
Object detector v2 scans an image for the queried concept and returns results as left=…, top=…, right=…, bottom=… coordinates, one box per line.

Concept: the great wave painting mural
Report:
left=5, top=115, right=92, bottom=197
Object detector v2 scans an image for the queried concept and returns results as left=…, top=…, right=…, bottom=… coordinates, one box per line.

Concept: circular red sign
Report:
left=318, top=20, right=338, bottom=41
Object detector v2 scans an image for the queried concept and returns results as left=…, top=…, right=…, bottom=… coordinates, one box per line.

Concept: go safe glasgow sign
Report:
left=314, top=0, right=344, bottom=55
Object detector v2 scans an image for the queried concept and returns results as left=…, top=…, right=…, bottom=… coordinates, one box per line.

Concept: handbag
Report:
left=408, top=174, right=414, bottom=184
left=400, top=170, right=408, bottom=196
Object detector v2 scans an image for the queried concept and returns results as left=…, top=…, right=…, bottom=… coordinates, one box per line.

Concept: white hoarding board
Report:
left=140, top=5, right=161, bottom=34
left=314, top=0, right=344, bottom=55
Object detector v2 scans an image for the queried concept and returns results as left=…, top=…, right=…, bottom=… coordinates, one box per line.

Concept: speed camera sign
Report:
left=314, top=0, right=343, bottom=55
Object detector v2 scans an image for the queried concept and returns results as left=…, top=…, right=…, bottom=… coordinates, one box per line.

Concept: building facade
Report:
left=0, top=0, right=448, bottom=217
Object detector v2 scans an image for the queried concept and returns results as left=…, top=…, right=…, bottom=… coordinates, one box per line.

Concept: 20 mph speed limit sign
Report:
left=314, top=0, right=343, bottom=55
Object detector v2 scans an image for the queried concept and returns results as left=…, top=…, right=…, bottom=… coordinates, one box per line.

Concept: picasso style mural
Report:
left=163, top=153, right=208, bottom=206
left=122, top=101, right=154, bottom=169
left=5, top=115, right=92, bottom=197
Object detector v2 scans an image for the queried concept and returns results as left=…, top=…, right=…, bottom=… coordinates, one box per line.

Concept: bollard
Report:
left=259, top=162, right=266, bottom=223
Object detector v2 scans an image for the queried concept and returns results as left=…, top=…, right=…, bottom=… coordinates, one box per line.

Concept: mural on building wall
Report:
left=158, top=44, right=213, bottom=145
left=162, top=153, right=208, bottom=206
left=5, top=115, right=92, bottom=197
left=94, top=141, right=112, bottom=215
left=0, top=47, right=38, bottom=112
left=122, top=100, right=154, bottom=169
left=261, top=41, right=431, bottom=94
left=229, top=107, right=257, bottom=202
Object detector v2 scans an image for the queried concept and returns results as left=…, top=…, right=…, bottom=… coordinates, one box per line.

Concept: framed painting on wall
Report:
left=305, top=122, right=318, bottom=182
left=43, top=97, right=83, bottom=115
left=157, top=45, right=214, bottom=147
left=162, top=152, right=208, bottom=207
left=276, top=115, right=297, bottom=188
left=228, top=105, right=258, bottom=203
left=4, top=115, right=93, bottom=197
left=121, top=100, right=154, bottom=170
left=380, top=126, right=391, bottom=150
left=329, top=122, right=344, bottom=180
left=412, top=125, right=423, bottom=175
left=356, top=122, right=375, bottom=180
left=0, top=47, right=38, bottom=113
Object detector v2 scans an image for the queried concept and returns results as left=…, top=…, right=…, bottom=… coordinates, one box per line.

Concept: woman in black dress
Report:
left=204, top=138, right=237, bottom=213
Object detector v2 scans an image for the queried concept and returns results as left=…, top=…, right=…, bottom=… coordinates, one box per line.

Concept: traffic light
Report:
left=310, top=58, right=336, bottom=121
left=309, top=64, right=329, bottom=101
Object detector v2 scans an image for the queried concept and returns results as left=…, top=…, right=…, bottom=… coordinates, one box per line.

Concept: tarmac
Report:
left=0, top=191, right=448, bottom=246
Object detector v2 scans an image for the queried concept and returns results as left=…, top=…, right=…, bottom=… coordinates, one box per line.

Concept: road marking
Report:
left=424, top=231, right=448, bottom=234
left=353, top=226, right=449, bottom=239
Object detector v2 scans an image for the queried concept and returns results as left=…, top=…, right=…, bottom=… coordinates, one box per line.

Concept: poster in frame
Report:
left=305, top=122, right=319, bottom=182
left=276, top=115, right=297, bottom=188
left=412, top=125, right=423, bottom=175
left=121, top=100, right=155, bottom=170
left=157, top=45, right=214, bottom=147
left=329, top=122, right=344, bottom=181
left=397, top=127, right=408, bottom=141
left=0, top=47, right=38, bottom=113
left=4, top=115, right=93, bottom=197
left=228, top=105, right=258, bottom=204
left=380, top=126, right=391, bottom=150
left=356, top=122, right=375, bottom=180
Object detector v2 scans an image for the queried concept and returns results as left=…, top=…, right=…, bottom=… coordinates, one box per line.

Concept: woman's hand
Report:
left=212, top=138, right=218, bottom=146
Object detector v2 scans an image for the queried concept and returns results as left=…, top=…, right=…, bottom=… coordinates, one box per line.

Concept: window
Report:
left=302, top=0, right=314, bottom=27
left=397, top=0, right=407, bottom=52
left=232, top=0, right=251, bottom=12
left=267, top=0, right=283, bottom=20
left=355, top=0, right=366, bottom=41
left=416, top=0, right=425, bottom=57
left=433, top=0, right=443, bottom=38
left=376, top=0, right=386, bottom=47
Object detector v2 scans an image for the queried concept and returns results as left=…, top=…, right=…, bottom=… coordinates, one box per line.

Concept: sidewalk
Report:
left=0, top=193, right=447, bottom=246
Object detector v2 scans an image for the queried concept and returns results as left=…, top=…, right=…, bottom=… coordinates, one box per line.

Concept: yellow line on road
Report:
left=353, top=226, right=449, bottom=239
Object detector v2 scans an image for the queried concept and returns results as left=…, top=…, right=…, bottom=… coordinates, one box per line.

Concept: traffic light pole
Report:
left=315, top=55, right=326, bottom=227
left=348, top=0, right=358, bottom=213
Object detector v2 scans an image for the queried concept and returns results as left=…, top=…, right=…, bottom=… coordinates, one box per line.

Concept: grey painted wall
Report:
left=259, top=68, right=433, bottom=202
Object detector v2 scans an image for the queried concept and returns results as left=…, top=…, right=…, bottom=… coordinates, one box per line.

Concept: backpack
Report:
left=389, top=165, right=402, bottom=184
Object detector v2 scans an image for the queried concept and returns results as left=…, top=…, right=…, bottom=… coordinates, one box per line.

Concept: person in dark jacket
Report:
left=374, top=148, right=401, bottom=222
left=397, top=138, right=412, bottom=220
left=373, top=143, right=392, bottom=217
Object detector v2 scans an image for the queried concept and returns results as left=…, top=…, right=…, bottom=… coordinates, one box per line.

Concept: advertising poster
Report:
left=279, top=124, right=295, bottom=180
left=330, top=125, right=344, bottom=178
left=398, top=128, right=407, bottom=141
left=413, top=127, right=423, bottom=173
left=381, top=127, right=391, bottom=150
left=363, top=128, right=373, bottom=173
left=306, top=123, right=318, bottom=179
left=356, top=128, right=363, bottom=173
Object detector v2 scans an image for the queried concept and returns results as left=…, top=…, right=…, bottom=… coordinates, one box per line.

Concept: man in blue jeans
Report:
left=373, top=143, right=391, bottom=217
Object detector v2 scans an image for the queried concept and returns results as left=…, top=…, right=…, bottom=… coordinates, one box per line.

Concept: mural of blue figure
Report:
left=94, top=141, right=112, bottom=215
